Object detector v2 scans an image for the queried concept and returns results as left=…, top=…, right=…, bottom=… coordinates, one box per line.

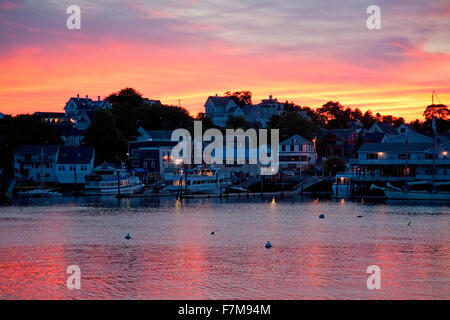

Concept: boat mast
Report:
left=432, top=117, right=437, bottom=190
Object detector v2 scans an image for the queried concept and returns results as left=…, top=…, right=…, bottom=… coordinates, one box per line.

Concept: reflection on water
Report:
left=0, top=196, right=449, bottom=299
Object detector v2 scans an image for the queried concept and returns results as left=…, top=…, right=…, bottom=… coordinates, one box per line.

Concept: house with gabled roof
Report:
left=279, top=134, right=316, bottom=171
left=55, top=146, right=95, bottom=184
left=14, top=145, right=60, bottom=183
left=64, top=94, right=111, bottom=129
left=204, top=95, right=243, bottom=127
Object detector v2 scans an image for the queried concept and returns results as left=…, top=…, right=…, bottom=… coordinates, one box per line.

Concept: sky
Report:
left=0, top=0, right=449, bottom=120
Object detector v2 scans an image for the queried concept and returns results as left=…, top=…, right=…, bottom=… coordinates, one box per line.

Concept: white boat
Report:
left=161, top=166, right=225, bottom=194
left=384, top=181, right=450, bottom=200
left=384, top=189, right=450, bottom=200
left=332, top=173, right=355, bottom=198
left=84, top=162, right=144, bottom=195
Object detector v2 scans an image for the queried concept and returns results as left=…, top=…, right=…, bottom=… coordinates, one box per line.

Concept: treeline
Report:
left=0, top=88, right=449, bottom=180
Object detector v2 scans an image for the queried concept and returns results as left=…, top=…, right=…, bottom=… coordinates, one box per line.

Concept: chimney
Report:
left=215, top=93, right=218, bottom=97
left=98, top=96, right=101, bottom=101
left=269, top=95, right=273, bottom=100
left=86, top=95, right=88, bottom=100
left=77, top=94, right=79, bottom=100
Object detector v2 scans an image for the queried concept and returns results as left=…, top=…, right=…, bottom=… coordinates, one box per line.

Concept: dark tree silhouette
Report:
left=225, top=91, right=252, bottom=107
left=423, top=104, right=449, bottom=120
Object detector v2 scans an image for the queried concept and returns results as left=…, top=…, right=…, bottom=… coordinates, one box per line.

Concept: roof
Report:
left=280, top=134, right=312, bottom=146
left=358, top=143, right=432, bottom=153
left=363, top=132, right=385, bottom=143
left=57, top=146, right=94, bottom=164
left=66, top=97, right=111, bottom=111
left=15, top=145, right=59, bottom=155
left=378, top=123, right=398, bottom=135
left=327, top=129, right=356, bottom=140
left=33, top=112, right=66, bottom=118
left=207, top=96, right=235, bottom=107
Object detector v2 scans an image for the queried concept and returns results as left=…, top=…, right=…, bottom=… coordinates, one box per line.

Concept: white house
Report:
left=14, top=145, right=59, bottom=183
left=279, top=135, right=316, bottom=171
left=64, top=95, right=111, bottom=129
left=204, top=95, right=243, bottom=127
left=55, top=146, right=95, bottom=184
left=352, top=141, right=450, bottom=181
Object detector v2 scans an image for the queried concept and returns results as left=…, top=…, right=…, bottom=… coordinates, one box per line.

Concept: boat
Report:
left=161, top=166, right=226, bottom=194
left=84, top=162, right=144, bottom=195
left=384, top=181, right=450, bottom=200
left=332, top=172, right=355, bottom=198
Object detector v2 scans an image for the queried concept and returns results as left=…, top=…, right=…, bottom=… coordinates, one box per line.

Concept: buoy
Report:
left=319, top=214, right=325, bottom=219
left=265, top=241, right=272, bottom=249
left=125, top=233, right=131, bottom=240
left=357, top=215, right=363, bottom=218
left=210, top=231, right=215, bottom=235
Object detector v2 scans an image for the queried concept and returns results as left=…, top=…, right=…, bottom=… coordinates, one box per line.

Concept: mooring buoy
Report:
left=125, top=233, right=131, bottom=240
left=265, top=241, right=272, bottom=249
left=319, top=214, right=325, bottom=219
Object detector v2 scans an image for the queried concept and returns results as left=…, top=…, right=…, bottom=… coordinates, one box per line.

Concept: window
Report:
left=366, top=153, right=379, bottom=160
left=300, top=155, right=308, bottom=162
left=59, top=165, right=65, bottom=171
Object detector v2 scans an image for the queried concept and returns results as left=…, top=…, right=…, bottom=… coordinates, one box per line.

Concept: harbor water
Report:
left=0, top=196, right=448, bottom=299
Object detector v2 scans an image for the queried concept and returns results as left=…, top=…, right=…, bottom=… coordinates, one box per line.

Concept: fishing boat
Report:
left=84, top=162, right=144, bottom=195
left=161, top=166, right=226, bottom=194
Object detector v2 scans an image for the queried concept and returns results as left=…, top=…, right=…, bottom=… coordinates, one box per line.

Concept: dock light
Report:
left=443, top=151, right=448, bottom=157
left=378, top=152, right=384, bottom=157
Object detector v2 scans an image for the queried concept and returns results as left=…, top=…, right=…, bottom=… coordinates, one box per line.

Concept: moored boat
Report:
left=161, top=166, right=226, bottom=194
left=84, top=162, right=144, bottom=195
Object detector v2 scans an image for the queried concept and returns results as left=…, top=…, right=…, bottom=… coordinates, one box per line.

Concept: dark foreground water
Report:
left=0, top=196, right=448, bottom=299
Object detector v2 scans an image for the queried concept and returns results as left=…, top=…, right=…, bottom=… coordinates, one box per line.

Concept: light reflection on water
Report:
left=0, top=196, right=449, bottom=299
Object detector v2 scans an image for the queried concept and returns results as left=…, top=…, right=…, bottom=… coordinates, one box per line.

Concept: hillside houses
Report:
left=204, top=95, right=308, bottom=128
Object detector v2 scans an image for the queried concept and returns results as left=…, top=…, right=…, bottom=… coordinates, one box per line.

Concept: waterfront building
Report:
left=55, top=146, right=95, bottom=185
left=128, top=140, right=178, bottom=179
left=350, top=141, right=450, bottom=181
left=14, top=145, right=59, bottom=183
left=279, top=135, right=316, bottom=172
left=319, top=128, right=359, bottom=159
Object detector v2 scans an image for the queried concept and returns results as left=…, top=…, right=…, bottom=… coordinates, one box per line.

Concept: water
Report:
left=0, top=196, right=449, bottom=299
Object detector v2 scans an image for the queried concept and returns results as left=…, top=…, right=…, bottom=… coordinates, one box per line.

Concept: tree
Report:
left=423, top=104, right=449, bottom=120
left=225, top=91, right=252, bottom=107
left=196, top=113, right=216, bottom=132
left=266, top=112, right=320, bottom=141
left=316, top=101, right=350, bottom=129
left=141, top=104, right=193, bottom=131
left=107, top=88, right=145, bottom=141
left=322, top=156, right=346, bottom=176
left=83, top=110, right=127, bottom=164
left=361, top=110, right=376, bottom=128
left=225, top=115, right=251, bottom=130
left=0, top=114, right=61, bottom=179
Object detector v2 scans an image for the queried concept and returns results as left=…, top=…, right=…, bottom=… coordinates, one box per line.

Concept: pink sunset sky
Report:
left=0, top=0, right=449, bottom=120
